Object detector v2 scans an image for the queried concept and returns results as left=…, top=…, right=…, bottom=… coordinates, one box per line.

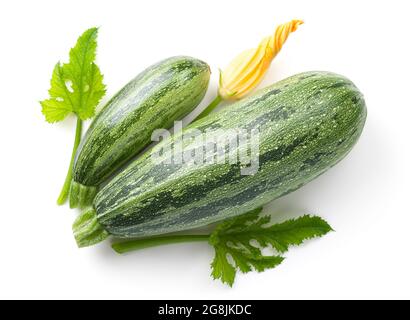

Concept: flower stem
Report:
left=195, top=94, right=223, bottom=121
left=112, top=234, right=210, bottom=254
left=57, top=117, right=83, bottom=205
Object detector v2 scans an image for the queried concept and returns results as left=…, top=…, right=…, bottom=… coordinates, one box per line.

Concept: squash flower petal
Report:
left=219, top=20, right=304, bottom=100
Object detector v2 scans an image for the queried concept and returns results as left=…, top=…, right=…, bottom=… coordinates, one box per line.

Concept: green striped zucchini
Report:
left=70, top=56, right=211, bottom=208
left=73, top=71, right=367, bottom=247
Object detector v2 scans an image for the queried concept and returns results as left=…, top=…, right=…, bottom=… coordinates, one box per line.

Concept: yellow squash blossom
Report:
left=219, top=19, right=304, bottom=100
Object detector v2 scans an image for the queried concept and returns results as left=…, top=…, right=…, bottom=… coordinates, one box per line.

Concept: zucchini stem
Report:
left=195, top=95, right=223, bottom=121
left=112, top=234, right=210, bottom=254
left=57, top=118, right=83, bottom=205
left=73, top=208, right=109, bottom=247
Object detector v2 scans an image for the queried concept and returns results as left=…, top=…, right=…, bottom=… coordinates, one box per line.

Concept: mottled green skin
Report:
left=94, top=72, right=367, bottom=238
left=73, top=56, right=210, bottom=187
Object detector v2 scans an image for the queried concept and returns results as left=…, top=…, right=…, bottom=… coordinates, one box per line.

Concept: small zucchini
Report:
left=70, top=56, right=211, bottom=208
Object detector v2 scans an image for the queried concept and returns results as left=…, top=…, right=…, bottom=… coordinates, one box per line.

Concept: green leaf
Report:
left=257, top=214, right=334, bottom=253
left=40, top=27, right=106, bottom=123
left=209, top=209, right=333, bottom=286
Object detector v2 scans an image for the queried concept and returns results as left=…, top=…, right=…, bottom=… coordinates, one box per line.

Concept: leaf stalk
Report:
left=112, top=234, right=210, bottom=254
left=57, top=117, right=82, bottom=205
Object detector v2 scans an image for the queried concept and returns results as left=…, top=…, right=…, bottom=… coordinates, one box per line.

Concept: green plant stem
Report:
left=112, top=234, right=210, bottom=254
left=57, top=117, right=83, bottom=205
left=195, top=95, right=223, bottom=121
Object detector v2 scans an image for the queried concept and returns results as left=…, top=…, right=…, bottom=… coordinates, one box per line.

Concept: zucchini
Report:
left=74, top=71, right=367, bottom=247
left=70, top=56, right=211, bottom=208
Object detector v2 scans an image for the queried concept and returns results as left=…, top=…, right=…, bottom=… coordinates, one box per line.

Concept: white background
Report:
left=0, top=0, right=409, bottom=300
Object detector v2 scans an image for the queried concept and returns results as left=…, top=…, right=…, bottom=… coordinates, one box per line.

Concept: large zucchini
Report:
left=74, top=71, right=367, bottom=247
left=70, top=56, right=211, bottom=208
